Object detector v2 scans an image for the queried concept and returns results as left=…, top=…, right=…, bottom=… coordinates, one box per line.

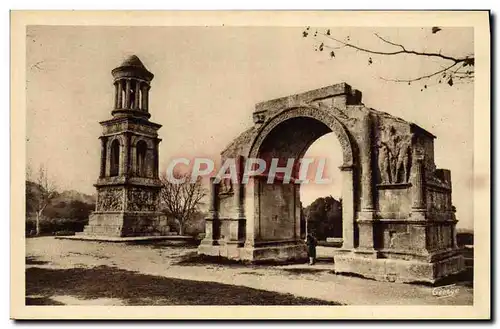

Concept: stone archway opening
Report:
left=136, top=140, right=148, bottom=177
left=299, top=132, right=343, bottom=246
left=253, top=115, right=351, bottom=251
left=109, top=139, right=120, bottom=177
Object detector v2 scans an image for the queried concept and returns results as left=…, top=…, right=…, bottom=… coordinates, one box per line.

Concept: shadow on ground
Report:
left=26, top=264, right=340, bottom=305
left=26, top=256, right=50, bottom=266
left=175, top=253, right=309, bottom=268
left=280, top=268, right=328, bottom=275
left=25, top=296, right=65, bottom=305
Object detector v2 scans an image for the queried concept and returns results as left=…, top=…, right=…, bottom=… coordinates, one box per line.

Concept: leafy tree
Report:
left=302, top=27, right=474, bottom=89
left=27, top=164, right=58, bottom=235
left=303, top=196, right=342, bottom=240
left=26, top=165, right=96, bottom=235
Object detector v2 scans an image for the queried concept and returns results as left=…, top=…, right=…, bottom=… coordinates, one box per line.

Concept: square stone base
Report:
left=197, top=240, right=308, bottom=263
left=334, top=252, right=465, bottom=283
left=83, top=211, right=167, bottom=237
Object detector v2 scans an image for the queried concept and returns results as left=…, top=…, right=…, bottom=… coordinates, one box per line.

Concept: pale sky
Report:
left=26, top=26, right=474, bottom=229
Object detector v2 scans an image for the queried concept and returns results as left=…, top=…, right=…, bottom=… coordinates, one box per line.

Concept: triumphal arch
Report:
left=199, top=82, right=465, bottom=283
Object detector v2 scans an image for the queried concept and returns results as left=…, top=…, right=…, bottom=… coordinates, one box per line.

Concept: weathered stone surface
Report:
left=199, top=82, right=464, bottom=282
left=239, top=242, right=308, bottom=263
left=96, top=187, right=123, bottom=211
left=334, top=252, right=464, bottom=283
left=126, top=187, right=159, bottom=212
left=259, top=183, right=296, bottom=241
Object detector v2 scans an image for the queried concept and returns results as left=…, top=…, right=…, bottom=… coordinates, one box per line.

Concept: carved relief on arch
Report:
left=248, top=106, right=354, bottom=167
left=375, top=124, right=413, bottom=184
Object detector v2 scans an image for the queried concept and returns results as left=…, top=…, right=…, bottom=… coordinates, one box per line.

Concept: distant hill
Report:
left=53, top=189, right=96, bottom=206
left=26, top=180, right=96, bottom=234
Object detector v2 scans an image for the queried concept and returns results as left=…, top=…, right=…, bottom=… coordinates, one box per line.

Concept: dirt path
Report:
left=25, top=237, right=473, bottom=306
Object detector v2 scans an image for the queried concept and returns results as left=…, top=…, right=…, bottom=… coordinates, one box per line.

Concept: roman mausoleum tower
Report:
left=82, top=55, right=167, bottom=237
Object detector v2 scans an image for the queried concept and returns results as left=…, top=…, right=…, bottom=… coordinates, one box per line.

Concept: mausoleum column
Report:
left=129, top=142, right=137, bottom=175
left=116, top=80, right=123, bottom=109
left=142, top=84, right=150, bottom=111
left=121, top=134, right=130, bottom=176
left=124, top=79, right=131, bottom=109
left=139, top=83, right=145, bottom=110
left=113, top=82, right=119, bottom=109
left=411, top=155, right=426, bottom=216
left=134, top=81, right=140, bottom=109
left=99, top=136, right=107, bottom=178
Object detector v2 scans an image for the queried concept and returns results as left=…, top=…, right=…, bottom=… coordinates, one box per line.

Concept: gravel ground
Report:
left=25, top=237, right=473, bottom=306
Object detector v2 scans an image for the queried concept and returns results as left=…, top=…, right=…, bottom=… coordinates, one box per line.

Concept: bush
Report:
left=162, top=211, right=207, bottom=237
left=184, top=212, right=206, bottom=236
left=25, top=217, right=88, bottom=236
left=304, top=196, right=342, bottom=241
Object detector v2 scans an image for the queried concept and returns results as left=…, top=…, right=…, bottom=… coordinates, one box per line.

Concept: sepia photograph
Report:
left=10, top=10, right=490, bottom=320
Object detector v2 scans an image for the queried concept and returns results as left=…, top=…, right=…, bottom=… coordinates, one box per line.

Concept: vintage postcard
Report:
left=11, top=10, right=490, bottom=319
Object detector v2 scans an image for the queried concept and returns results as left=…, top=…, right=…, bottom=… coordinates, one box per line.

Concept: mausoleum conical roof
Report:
left=120, top=55, right=147, bottom=69
left=112, top=54, right=154, bottom=81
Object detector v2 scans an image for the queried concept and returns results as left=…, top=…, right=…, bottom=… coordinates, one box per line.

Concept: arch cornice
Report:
left=248, top=105, right=355, bottom=167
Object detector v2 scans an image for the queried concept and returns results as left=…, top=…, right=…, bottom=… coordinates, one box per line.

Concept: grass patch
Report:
left=148, top=243, right=199, bottom=250
left=335, top=271, right=377, bottom=281
left=175, top=253, right=249, bottom=267
left=26, top=265, right=340, bottom=305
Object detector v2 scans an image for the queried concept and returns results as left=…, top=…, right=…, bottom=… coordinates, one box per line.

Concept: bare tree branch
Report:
left=379, top=62, right=460, bottom=83
left=305, top=28, right=474, bottom=88
left=319, top=31, right=468, bottom=63
left=30, top=60, right=44, bottom=71
left=374, top=33, right=406, bottom=51
left=159, top=171, right=207, bottom=235
left=33, top=164, right=58, bottom=235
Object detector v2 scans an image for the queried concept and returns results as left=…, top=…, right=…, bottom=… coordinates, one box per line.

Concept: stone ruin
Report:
left=81, top=55, right=168, bottom=237
left=198, top=82, right=465, bottom=283
left=78, top=55, right=464, bottom=283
